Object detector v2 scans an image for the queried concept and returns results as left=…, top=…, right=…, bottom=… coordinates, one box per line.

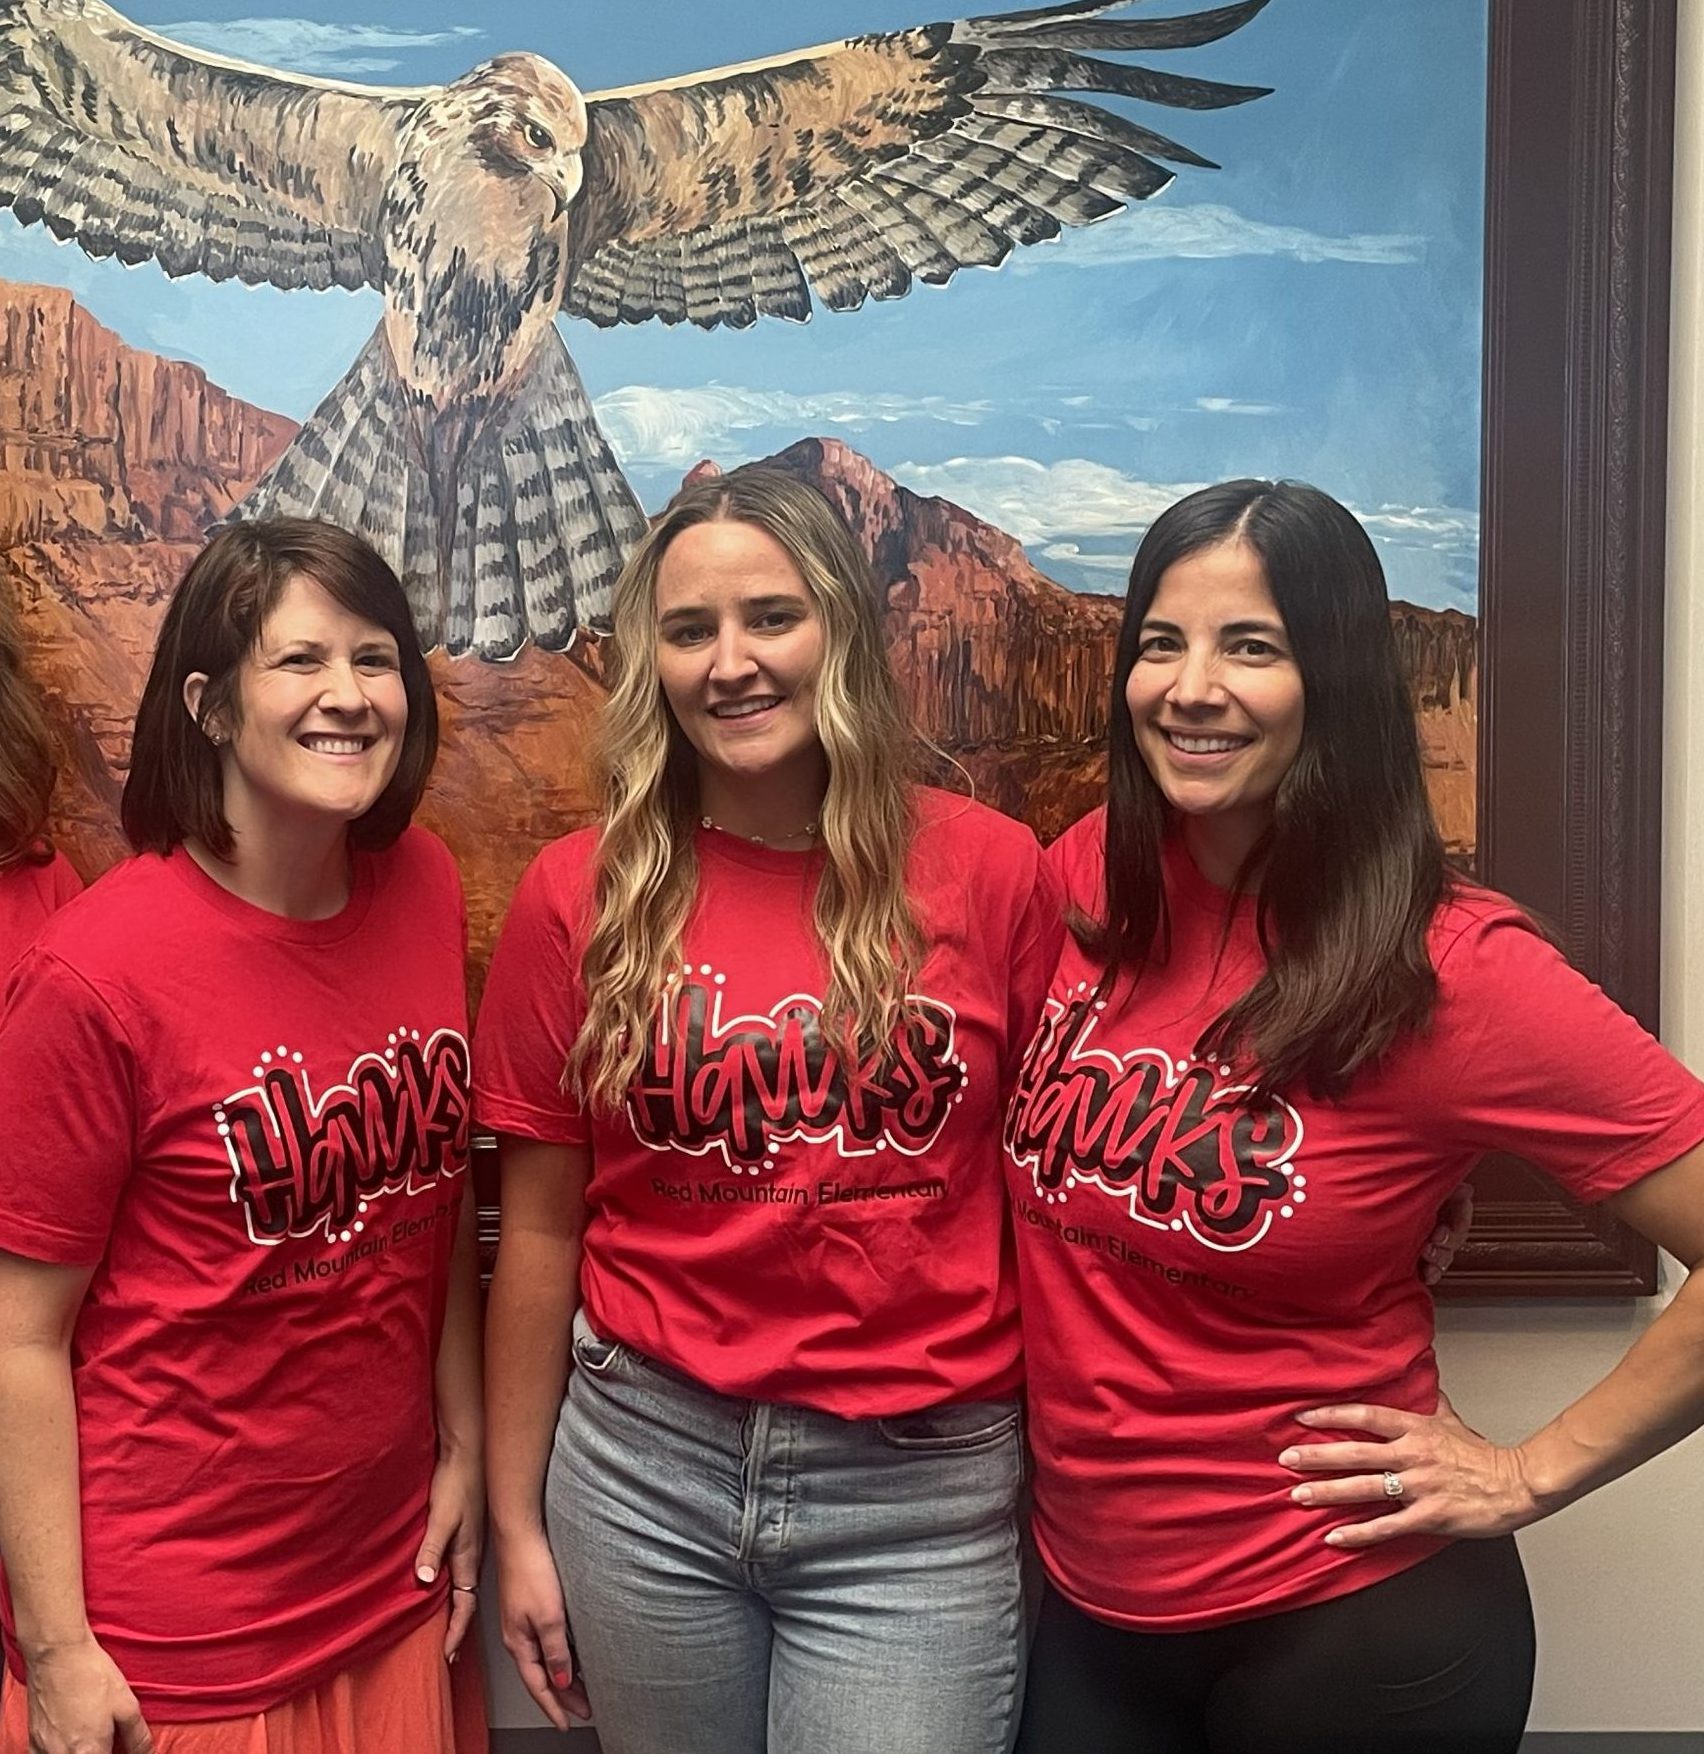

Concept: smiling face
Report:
left=202, top=574, right=408, bottom=842
left=653, top=517, right=829, bottom=820
left=1125, top=539, right=1305, bottom=871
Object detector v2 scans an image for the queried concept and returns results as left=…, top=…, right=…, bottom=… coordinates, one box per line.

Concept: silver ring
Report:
left=1381, top=1470, right=1406, bottom=1499
left=451, top=1584, right=479, bottom=1595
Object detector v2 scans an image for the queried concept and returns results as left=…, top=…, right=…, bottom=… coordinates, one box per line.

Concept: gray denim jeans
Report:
left=545, top=1309, right=1026, bottom=1754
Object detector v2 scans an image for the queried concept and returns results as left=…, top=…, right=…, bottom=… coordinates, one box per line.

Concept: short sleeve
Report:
left=1432, top=911, right=1704, bottom=1201
left=1043, top=808, right=1106, bottom=915
left=406, top=829, right=468, bottom=964
left=473, top=849, right=590, bottom=1144
left=1002, top=851, right=1066, bottom=1093
left=0, top=948, right=139, bottom=1264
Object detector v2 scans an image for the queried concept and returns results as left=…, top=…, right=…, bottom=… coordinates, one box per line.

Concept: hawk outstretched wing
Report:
left=0, top=0, right=423, bottom=288
left=568, top=0, right=1271, bottom=329
left=0, top=0, right=1273, bottom=661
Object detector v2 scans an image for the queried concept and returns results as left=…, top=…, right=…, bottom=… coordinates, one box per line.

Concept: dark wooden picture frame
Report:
left=1442, top=0, right=1676, bottom=1296
left=478, top=0, right=1680, bottom=1296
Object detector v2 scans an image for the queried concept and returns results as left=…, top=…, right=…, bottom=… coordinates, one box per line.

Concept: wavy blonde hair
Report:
left=569, top=465, right=923, bottom=1110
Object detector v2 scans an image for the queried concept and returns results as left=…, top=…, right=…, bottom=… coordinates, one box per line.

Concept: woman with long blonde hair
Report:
left=478, top=464, right=1061, bottom=1754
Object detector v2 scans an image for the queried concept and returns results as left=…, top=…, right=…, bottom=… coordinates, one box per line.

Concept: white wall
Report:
left=480, top=13, right=1704, bottom=1732
left=1428, top=3, right=1704, bottom=1731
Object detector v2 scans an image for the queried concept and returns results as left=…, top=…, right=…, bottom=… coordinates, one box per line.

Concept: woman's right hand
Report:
left=495, top=1528, right=590, bottom=1730
left=25, top=1636, right=152, bottom=1754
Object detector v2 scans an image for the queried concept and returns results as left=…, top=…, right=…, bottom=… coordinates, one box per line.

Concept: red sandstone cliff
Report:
left=1391, top=602, right=1477, bottom=854
left=0, top=283, right=300, bottom=869
left=758, top=437, right=1126, bottom=840
left=0, top=282, right=295, bottom=544
left=768, top=437, right=1123, bottom=746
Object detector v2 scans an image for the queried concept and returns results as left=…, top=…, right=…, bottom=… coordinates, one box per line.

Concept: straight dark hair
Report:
left=122, top=519, right=438, bottom=858
left=1086, top=478, right=1449, bottom=1099
left=0, top=588, right=58, bottom=868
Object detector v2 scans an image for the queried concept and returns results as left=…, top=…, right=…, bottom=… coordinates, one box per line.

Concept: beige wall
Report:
left=1664, top=1, right=1704, bottom=1141
left=482, top=12, right=1704, bottom=1730
left=1428, top=3, right=1704, bottom=1731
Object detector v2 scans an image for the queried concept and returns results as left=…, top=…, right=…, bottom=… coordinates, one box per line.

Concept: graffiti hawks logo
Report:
left=218, top=1028, right=471, bottom=1245
left=628, top=973, right=965, bottom=1171
left=1004, top=993, right=1304, bottom=1253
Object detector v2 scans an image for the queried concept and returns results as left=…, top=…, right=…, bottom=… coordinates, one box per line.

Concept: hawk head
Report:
left=442, top=53, right=589, bottom=220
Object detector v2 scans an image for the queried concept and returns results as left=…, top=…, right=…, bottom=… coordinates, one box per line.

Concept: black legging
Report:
left=1016, top=1537, right=1535, bottom=1754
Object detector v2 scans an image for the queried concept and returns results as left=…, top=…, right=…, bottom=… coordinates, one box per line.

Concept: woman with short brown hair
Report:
left=0, top=519, right=485, bottom=1754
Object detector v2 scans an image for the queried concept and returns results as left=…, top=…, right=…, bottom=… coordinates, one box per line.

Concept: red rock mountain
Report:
left=761, top=436, right=1125, bottom=841
left=0, top=281, right=294, bottom=545
left=0, top=279, right=1477, bottom=985
left=1, top=283, right=298, bottom=871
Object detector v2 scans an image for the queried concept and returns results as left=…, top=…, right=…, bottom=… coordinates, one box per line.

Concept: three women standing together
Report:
left=1, top=469, right=1702, bottom=1754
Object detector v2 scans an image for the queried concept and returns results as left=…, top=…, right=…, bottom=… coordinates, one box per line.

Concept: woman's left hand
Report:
left=1279, top=1393, right=1542, bottom=1547
left=414, top=1444, right=486, bottom=1661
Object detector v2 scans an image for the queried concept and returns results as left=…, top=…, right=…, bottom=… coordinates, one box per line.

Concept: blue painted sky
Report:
left=0, top=0, right=1488, bottom=608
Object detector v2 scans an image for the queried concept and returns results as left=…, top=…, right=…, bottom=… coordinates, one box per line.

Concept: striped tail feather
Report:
left=489, top=327, right=647, bottom=656
left=231, top=327, right=442, bottom=637
left=230, top=324, right=645, bottom=661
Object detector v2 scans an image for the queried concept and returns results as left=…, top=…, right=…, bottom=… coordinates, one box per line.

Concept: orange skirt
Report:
left=1, top=1610, right=488, bottom=1754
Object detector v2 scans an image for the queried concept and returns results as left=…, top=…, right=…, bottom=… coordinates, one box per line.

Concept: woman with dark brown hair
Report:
left=1007, top=479, right=1704, bottom=1753
left=0, top=593, right=79, bottom=983
left=0, top=520, right=485, bottom=1754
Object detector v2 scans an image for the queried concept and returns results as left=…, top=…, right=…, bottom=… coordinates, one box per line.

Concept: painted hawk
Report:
left=0, top=0, right=1271, bottom=658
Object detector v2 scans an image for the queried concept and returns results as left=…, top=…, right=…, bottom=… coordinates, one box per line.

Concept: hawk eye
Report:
left=524, top=122, right=554, bottom=151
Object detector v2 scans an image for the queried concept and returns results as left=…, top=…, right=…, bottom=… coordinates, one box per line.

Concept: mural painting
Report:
left=0, top=0, right=1485, bottom=988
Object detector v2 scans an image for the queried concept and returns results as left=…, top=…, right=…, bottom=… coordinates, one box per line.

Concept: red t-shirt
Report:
left=0, top=849, right=80, bottom=992
left=1006, top=810, right=1704, bottom=1632
left=475, top=787, right=1062, bottom=1416
left=0, top=829, right=471, bottom=1720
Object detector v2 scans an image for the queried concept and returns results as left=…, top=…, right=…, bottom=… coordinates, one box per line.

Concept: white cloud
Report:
left=1013, top=202, right=1426, bottom=272
left=887, top=456, right=1203, bottom=547
left=885, top=456, right=1477, bottom=593
left=1357, top=504, right=1480, bottom=548
left=594, top=384, right=993, bottom=468
left=1195, top=396, right=1285, bottom=416
left=1040, top=541, right=1134, bottom=573
left=158, top=19, right=482, bottom=76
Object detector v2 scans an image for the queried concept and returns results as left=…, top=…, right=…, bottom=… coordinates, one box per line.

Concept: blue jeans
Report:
left=545, top=1311, right=1026, bottom=1754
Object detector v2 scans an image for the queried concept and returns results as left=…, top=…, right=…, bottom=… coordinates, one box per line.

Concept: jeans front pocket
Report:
left=570, top=1308, right=628, bottom=1376
left=876, top=1397, right=1022, bottom=1453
